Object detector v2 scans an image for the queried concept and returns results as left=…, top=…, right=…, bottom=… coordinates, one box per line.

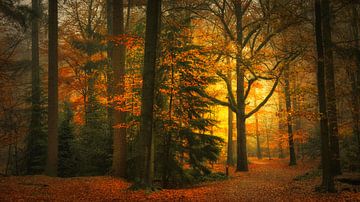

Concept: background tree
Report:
left=58, top=101, right=76, bottom=177
left=315, top=0, right=335, bottom=192
left=27, top=0, right=46, bottom=175
left=46, top=0, right=59, bottom=177
left=138, top=0, right=162, bottom=187
left=111, top=0, right=127, bottom=178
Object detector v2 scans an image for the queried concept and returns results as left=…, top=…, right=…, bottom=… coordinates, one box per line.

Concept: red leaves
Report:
left=1, top=159, right=359, bottom=201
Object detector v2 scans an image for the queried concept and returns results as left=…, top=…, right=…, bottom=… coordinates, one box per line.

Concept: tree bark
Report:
left=315, top=0, right=335, bottom=192
left=321, top=0, right=341, bottom=176
left=106, top=0, right=114, bottom=145
left=351, top=6, right=360, bottom=157
left=46, top=0, right=59, bottom=177
left=138, top=0, right=161, bottom=187
left=28, top=0, right=43, bottom=175
left=227, top=68, right=234, bottom=166
left=111, top=0, right=127, bottom=178
left=254, top=93, right=262, bottom=160
left=234, top=0, right=248, bottom=172
left=284, top=70, right=296, bottom=166
left=278, top=93, right=285, bottom=159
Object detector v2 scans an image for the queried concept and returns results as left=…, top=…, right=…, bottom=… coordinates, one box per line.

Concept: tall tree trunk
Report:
left=28, top=0, right=43, bottom=174
left=106, top=0, right=114, bottom=142
left=227, top=67, right=234, bottom=166
left=278, top=93, right=285, bottom=159
left=284, top=70, right=297, bottom=166
left=254, top=93, right=262, bottom=160
left=266, top=129, right=271, bottom=160
left=111, top=0, right=127, bottom=178
left=293, top=78, right=303, bottom=159
left=46, top=0, right=59, bottom=177
left=138, top=0, right=161, bottom=187
left=321, top=0, right=341, bottom=176
left=315, top=0, right=335, bottom=192
left=234, top=0, right=248, bottom=172
left=351, top=6, right=360, bottom=157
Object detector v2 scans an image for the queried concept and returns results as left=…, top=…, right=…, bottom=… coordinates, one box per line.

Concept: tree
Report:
left=46, top=0, right=59, bottom=177
left=195, top=0, right=299, bottom=171
left=254, top=91, right=262, bottom=160
left=315, top=0, right=335, bottom=192
left=27, top=0, right=46, bottom=175
left=111, top=0, right=127, bottom=178
left=58, top=102, right=76, bottom=177
left=321, top=0, right=341, bottom=176
left=283, top=69, right=296, bottom=166
left=350, top=5, right=360, bottom=158
left=138, top=0, right=162, bottom=187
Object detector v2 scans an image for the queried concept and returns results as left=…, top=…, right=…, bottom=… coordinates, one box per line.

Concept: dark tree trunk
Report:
left=315, top=0, right=335, bottom=192
left=227, top=105, right=234, bottom=165
left=111, top=0, right=127, bottom=178
left=46, top=0, right=59, bottom=177
left=138, top=0, right=161, bottom=187
left=227, top=68, right=234, bottom=166
left=284, top=70, right=296, bottom=166
left=28, top=0, right=44, bottom=175
left=278, top=94, right=285, bottom=159
left=351, top=6, right=360, bottom=157
left=106, top=0, right=114, bottom=142
left=321, top=0, right=341, bottom=176
left=234, top=0, right=248, bottom=172
left=254, top=94, right=262, bottom=160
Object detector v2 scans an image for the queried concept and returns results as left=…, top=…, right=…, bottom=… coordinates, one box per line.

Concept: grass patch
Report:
left=294, top=169, right=321, bottom=181
left=199, top=172, right=228, bottom=182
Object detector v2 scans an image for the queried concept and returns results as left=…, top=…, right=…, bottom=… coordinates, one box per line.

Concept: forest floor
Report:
left=1, top=158, right=359, bottom=201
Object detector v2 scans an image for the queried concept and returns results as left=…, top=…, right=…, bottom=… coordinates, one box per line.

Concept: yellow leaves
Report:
left=90, top=52, right=106, bottom=63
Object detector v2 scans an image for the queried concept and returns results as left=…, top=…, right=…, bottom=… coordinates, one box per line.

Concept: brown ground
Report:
left=0, top=158, right=359, bottom=201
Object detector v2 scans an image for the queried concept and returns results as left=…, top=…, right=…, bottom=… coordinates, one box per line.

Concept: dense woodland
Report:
left=0, top=0, right=360, bottom=200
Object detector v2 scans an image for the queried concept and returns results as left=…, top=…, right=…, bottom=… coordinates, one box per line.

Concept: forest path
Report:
left=1, top=158, right=359, bottom=201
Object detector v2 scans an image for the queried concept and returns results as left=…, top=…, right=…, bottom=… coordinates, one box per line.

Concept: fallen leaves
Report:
left=1, top=159, right=359, bottom=201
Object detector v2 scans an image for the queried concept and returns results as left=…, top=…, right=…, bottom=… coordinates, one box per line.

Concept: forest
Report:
left=0, top=0, right=360, bottom=201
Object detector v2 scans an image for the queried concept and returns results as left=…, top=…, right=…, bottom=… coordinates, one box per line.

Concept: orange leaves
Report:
left=108, top=34, right=144, bottom=51
left=1, top=160, right=358, bottom=201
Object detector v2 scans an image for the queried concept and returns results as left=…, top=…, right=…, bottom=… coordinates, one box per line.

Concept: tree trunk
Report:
left=138, top=0, right=161, bottom=187
left=315, top=0, right=335, bottom=192
left=106, top=0, right=114, bottom=142
left=284, top=70, right=296, bottom=166
left=227, top=67, right=234, bottom=166
left=46, top=0, right=59, bottom=177
left=351, top=6, right=360, bottom=157
left=234, top=0, right=248, bottom=172
left=321, top=0, right=341, bottom=176
left=266, top=131, right=271, bottom=160
left=111, top=0, right=127, bottom=178
left=254, top=93, right=262, bottom=160
left=278, top=93, right=285, bottom=159
left=28, top=0, right=43, bottom=175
